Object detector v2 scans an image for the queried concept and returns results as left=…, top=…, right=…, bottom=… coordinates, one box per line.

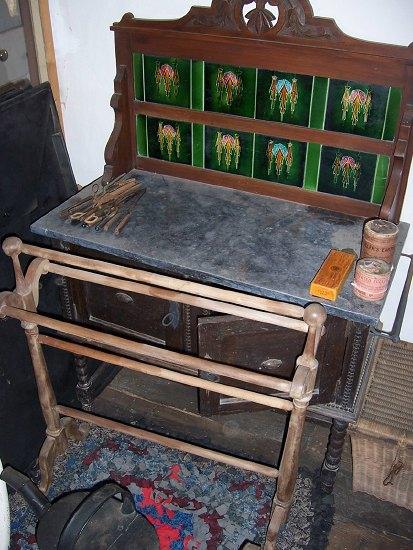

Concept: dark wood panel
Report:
left=84, top=283, right=174, bottom=346
left=135, top=101, right=394, bottom=156
left=122, top=30, right=408, bottom=87
left=113, top=4, right=413, bottom=63
left=197, top=314, right=341, bottom=415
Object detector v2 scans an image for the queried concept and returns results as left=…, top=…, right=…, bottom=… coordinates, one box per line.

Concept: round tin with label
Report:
left=352, top=258, right=391, bottom=302
left=360, top=219, right=399, bottom=265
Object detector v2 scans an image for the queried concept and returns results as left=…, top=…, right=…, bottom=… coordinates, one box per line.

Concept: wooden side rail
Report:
left=46, top=262, right=309, bottom=332
left=56, top=405, right=279, bottom=478
left=0, top=236, right=326, bottom=549
left=0, top=307, right=293, bottom=395
left=38, top=333, right=294, bottom=411
left=20, top=242, right=305, bottom=319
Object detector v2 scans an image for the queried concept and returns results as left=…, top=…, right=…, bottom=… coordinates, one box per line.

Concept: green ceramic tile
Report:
left=147, top=117, right=192, bottom=165
left=192, top=123, right=204, bottom=167
left=318, top=146, right=377, bottom=201
left=205, top=126, right=253, bottom=176
left=325, top=79, right=390, bottom=139
left=204, top=63, right=256, bottom=118
left=382, top=87, right=402, bottom=140
left=371, top=155, right=390, bottom=204
left=303, top=143, right=321, bottom=191
left=192, top=60, right=204, bottom=110
left=136, top=115, right=148, bottom=157
left=303, top=77, right=329, bottom=190
left=143, top=55, right=190, bottom=107
left=309, top=77, right=329, bottom=130
left=253, top=134, right=305, bottom=187
left=256, top=70, right=313, bottom=126
left=133, top=53, right=144, bottom=101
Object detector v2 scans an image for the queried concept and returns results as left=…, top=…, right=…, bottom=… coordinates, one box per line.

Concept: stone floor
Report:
left=94, top=369, right=413, bottom=550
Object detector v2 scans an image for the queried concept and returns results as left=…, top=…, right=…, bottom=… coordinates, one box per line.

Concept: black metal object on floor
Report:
left=1, top=466, right=159, bottom=549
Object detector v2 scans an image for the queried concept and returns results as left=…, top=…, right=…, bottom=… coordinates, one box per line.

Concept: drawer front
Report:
left=198, top=314, right=344, bottom=414
left=199, top=316, right=306, bottom=379
left=84, top=283, right=180, bottom=346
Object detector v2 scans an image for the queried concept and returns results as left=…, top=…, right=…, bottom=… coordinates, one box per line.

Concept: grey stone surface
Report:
left=31, top=169, right=409, bottom=326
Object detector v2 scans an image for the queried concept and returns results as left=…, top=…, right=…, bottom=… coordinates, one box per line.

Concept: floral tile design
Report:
left=147, top=117, right=192, bottom=165
left=317, top=146, right=379, bottom=201
left=256, top=70, right=313, bottom=127
left=133, top=51, right=397, bottom=204
left=324, top=79, right=401, bottom=140
left=140, top=54, right=191, bottom=107
left=204, top=63, right=256, bottom=118
left=254, top=134, right=305, bottom=187
left=205, top=126, right=253, bottom=176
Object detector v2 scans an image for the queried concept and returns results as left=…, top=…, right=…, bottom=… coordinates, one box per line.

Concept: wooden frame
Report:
left=37, top=0, right=64, bottom=129
left=103, top=0, right=413, bottom=222
left=0, top=236, right=326, bottom=548
left=18, top=0, right=40, bottom=86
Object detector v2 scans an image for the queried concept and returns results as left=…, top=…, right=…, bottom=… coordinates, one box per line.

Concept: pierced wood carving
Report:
left=177, top=0, right=345, bottom=40
left=185, top=0, right=240, bottom=32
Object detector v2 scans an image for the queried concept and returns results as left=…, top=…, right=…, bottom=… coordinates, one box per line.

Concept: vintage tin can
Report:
left=352, top=258, right=392, bottom=301
left=360, top=219, right=399, bottom=265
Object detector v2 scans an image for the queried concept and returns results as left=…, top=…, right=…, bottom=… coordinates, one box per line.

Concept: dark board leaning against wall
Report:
left=0, top=83, right=78, bottom=470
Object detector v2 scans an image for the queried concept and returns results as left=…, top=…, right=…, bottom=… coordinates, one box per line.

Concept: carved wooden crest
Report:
left=179, top=0, right=345, bottom=40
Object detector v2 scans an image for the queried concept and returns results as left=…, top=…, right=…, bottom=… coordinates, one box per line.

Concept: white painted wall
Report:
left=49, top=0, right=413, bottom=340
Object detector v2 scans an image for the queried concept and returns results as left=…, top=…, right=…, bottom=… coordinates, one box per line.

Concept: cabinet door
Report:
left=198, top=314, right=346, bottom=415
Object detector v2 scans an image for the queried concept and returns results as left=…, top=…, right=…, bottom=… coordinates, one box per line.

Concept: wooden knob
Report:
left=2, top=236, right=22, bottom=257
left=303, top=303, right=326, bottom=327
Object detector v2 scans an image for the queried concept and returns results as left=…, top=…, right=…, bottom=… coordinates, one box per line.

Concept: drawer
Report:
left=198, top=314, right=346, bottom=414
left=84, top=282, right=180, bottom=346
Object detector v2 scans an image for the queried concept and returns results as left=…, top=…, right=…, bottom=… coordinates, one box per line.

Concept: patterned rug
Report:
left=9, top=426, right=333, bottom=549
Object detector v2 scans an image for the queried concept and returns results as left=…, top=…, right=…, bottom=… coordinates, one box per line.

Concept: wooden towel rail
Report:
left=0, top=236, right=326, bottom=549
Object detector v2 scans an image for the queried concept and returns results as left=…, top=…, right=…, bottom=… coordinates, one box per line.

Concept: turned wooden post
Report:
left=264, top=400, right=308, bottom=548
left=24, top=323, right=61, bottom=434
left=320, top=419, right=349, bottom=494
left=2, top=236, right=87, bottom=491
left=264, top=303, right=326, bottom=549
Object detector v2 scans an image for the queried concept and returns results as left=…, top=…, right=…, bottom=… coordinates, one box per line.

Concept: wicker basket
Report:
left=349, top=339, right=413, bottom=510
left=350, top=419, right=413, bottom=510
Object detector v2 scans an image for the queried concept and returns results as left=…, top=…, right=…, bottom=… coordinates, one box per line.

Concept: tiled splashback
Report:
left=134, top=54, right=402, bottom=204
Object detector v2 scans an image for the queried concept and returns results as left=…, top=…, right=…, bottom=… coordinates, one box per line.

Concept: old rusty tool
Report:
left=114, top=213, right=132, bottom=236
left=102, top=211, right=123, bottom=232
left=94, top=208, right=118, bottom=231
left=63, top=176, right=146, bottom=235
left=113, top=187, right=146, bottom=235
left=60, top=196, right=94, bottom=219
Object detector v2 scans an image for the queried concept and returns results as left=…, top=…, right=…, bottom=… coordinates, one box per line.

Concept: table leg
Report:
left=320, top=418, right=348, bottom=494
left=74, top=355, right=93, bottom=411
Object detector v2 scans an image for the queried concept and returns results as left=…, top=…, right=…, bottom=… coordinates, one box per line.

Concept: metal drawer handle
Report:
left=115, top=292, right=134, bottom=304
left=260, top=358, right=283, bottom=370
left=161, top=312, right=175, bottom=327
left=161, top=302, right=180, bottom=329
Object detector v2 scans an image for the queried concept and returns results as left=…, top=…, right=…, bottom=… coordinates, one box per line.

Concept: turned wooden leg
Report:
left=264, top=400, right=307, bottom=549
left=74, top=355, right=93, bottom=411
left=320, top=419, right=348, bottom=494
left=24, top=324, right=88, bottom=492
